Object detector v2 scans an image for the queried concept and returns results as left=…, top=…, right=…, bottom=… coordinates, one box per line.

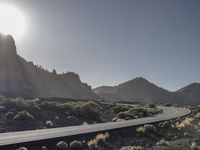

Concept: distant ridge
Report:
left=176, top=83, right=200, bottom=103
left=94, top=77, right=193, bottom=104
left=0, top=33, right=98, bottom=99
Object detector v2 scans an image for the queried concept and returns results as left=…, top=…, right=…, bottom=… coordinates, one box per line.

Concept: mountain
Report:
left=176, top=83, right=200, bottom=103
left=0, top=34, right=98, bottom=99
left=94, top=77, right=188, bottom=104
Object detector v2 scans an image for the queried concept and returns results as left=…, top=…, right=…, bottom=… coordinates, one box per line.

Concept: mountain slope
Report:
left=94, top=77, right=188, bottom=104
left=0, top=34, right=98, bottom=99
left=176, top=83, right=200, bottom=102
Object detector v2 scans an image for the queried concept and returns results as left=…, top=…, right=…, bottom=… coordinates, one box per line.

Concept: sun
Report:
left=0, top=4, right=26, bottom=40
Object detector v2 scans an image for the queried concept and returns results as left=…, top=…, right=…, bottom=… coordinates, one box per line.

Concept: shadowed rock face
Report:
left=0, top=34, right=16, bottom=57
left=0, top=33, right=98, bottom=99
left=0, top=34, right=30, bottom=97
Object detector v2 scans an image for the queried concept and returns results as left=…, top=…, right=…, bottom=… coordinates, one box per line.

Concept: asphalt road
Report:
left=0, top=106, right=190, bottom=146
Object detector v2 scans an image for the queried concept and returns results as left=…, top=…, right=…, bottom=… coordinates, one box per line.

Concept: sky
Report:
left=1, top=0, right=200, bottom=91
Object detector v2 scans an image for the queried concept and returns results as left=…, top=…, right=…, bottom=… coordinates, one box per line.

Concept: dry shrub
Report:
left=136, top=126, right=146, bottom=134
left=56, top=141, right=68, bottom=150
left=69, top=140, right=83, bottom=149
left=5, top=111, right=15, bottom=119
left=191, top=142, right=199, bottom=150
left=41, top=146, right=47, bottom=150
left=87, top=139, right=97, bottom=150
left=40, top=101, right=102, bottom=120
left=2, top=98, right=40, bottom=111
left=175, top=117, right=194, bottom=130
left=159, top=121, right=171, bottom=128
left=95, top=132, right=110, bottom=144
left=120, top=146, right=143, bottom=150
left=39, top=101, right=60, bottom=110
left=17, top=147, right=28, bottom=150
left=87, top=132, right=110, bottom=149
left=136, top=124, right=156, bottom=134
left=195, top=113, right=200, bottom=119
left=14, top=111, right=34, bottom=120
left=46, top=120, right=54, bottom=128
left=112, top=105, right=131, bottom=114
left=157, top=138, right=169, bottom=146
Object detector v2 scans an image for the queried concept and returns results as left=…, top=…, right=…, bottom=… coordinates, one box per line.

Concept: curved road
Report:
left=0, top=106, right=190, bottom=146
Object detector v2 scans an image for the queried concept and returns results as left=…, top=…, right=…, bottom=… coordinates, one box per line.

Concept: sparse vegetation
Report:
left=69, top=140, right=83, bottom=149
left=40, top=101, right=103, bottom=121
left=136, top=124, right=157, bottom=134
left=5, top=111, right=15, bottom=119
left=87, top=139, right=97, bottom=150
left=111, top=105, right=131, bottom=114
left=17, top=147, right=28, bottom=150
left=157, top=138, right=169, bottom=146
left=120, top=146, right=143, bottom=150
left=45, top=120, right=54, bottom=128
left=14, top=111, right=34, bottom=120
left=56, top=141, right=68, bottom=150
left=0, top=96, right=179, bottom=150
left=191, top=142, right=199, bottom=150
left=112, top=105, right=162, bottom=122
left=87, top=132, right=110, bottom=149
left=1, top=98, right=40, bottom=111
left=95, top=132, right=110, bottom=144
left=41, top=146, right=47, bottom=150
left=175, top=117, right=194, bottom=130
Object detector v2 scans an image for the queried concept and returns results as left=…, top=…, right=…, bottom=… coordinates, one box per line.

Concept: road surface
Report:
left=0, top=106, right=190, bottom=146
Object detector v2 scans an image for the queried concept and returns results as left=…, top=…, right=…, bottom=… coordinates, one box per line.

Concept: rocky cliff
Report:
left=0, top=34, right=98, bottom=99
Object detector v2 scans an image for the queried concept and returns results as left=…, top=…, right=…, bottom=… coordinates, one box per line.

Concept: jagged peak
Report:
left=64, top=72, right=80, bottom=81
left=0, top=33, right=17, bottom=57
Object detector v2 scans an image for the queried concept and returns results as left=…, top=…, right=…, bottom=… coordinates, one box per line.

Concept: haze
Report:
left=2, top=0, right=200, bottom=91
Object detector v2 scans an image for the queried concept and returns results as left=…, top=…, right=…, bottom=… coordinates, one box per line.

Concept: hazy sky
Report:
left=2, top=0, right=200, bottom=91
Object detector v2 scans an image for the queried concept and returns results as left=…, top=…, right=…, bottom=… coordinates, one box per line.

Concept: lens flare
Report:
left=0, top=4, right=26, bottom=39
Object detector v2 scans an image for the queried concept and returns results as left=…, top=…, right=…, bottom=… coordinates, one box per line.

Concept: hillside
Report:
left=0, top=34, right=98, bottom=99
left=176, top=83, right=200, bottom=103
left=94, top=77, right=188, bottom=104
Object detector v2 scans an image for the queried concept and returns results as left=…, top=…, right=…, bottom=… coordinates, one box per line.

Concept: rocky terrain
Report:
left=0, top=95, right=161, bottom=133
left=11, top=102, right=200, bottom=150
left=0, top=33, right=98, bottom=99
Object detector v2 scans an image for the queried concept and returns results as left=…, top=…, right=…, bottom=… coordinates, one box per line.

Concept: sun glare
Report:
left=0, top=4, right=26, bottom=40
